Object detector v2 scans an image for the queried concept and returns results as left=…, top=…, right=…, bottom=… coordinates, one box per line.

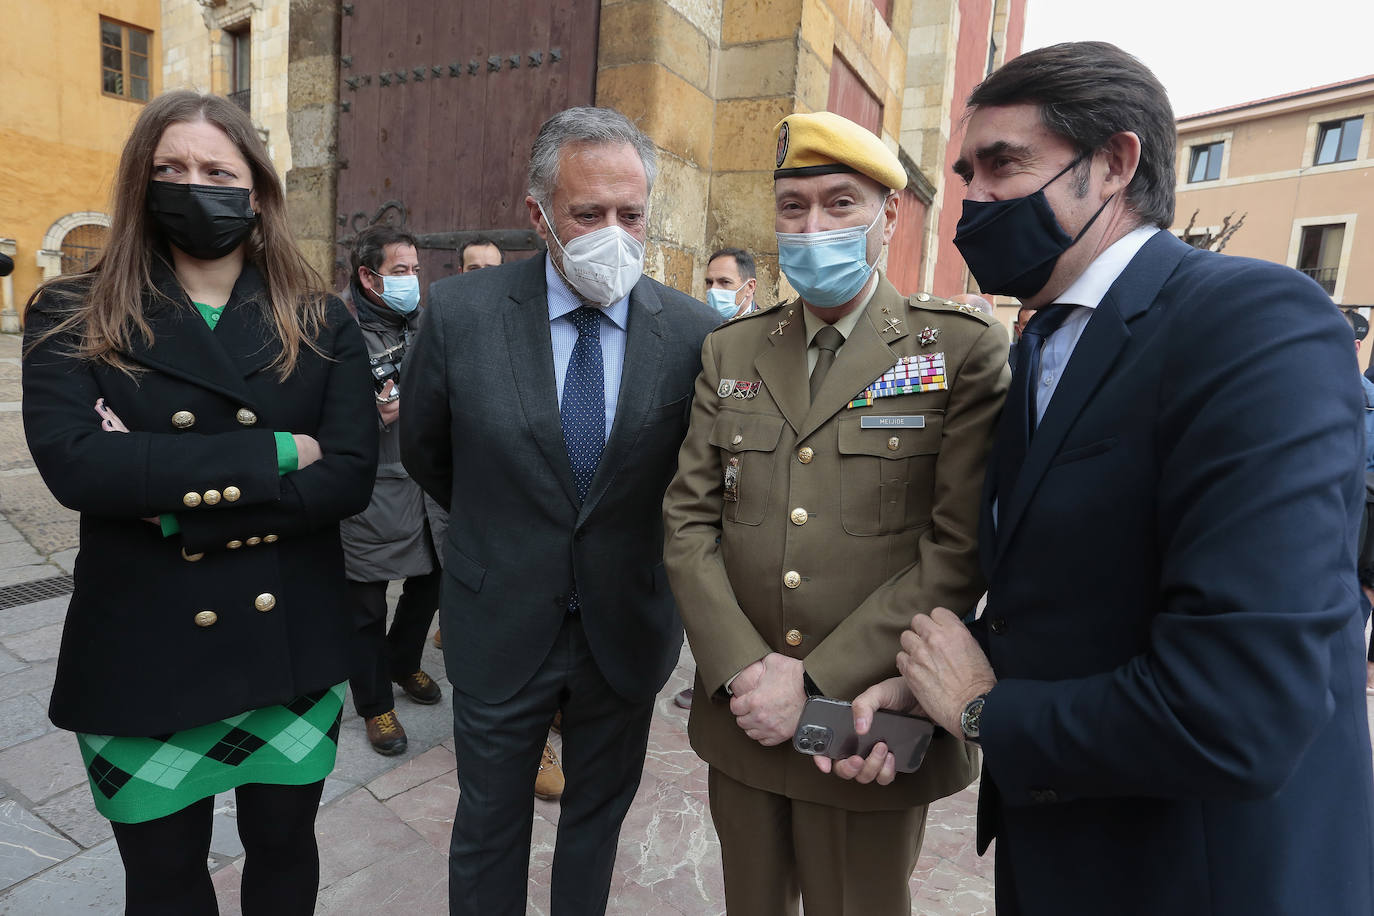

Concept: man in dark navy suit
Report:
left=830, top=41, right=1374, bottom=916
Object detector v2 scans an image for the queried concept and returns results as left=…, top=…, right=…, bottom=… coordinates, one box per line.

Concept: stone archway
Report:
left=38, top=211, right=112, bottom=280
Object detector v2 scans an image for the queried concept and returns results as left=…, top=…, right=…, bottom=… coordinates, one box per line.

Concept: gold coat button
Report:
left=171, top=410, right=196, bottom=429
left=888, top=437, right=900, bottom=451
left=797, top=447, right=814, bottom=464
left=194, top=610, right=218, bottom=627
left=785, top=628, right=803, bottom=646
left=731, top=434, right=743, bottom=446
left=254, top=593, right=276, bottom=612
left=263, top=534, right=278, bottom=543
left=783, top=570, right=801, bottom=589
left=236, top=408, right=258, bottom=426
left=181, top=548, right=205, bottom=562
left=246, top=536, right=262, bottom=546
left=790, top=507, right=809, bottom=526
left=226, top=539, right=243, bottom=549
left=183, top=492, right=202, bottom=508
left=223, top=486, right=241, bottom=502
left=203, top=489, right=222, bottom=506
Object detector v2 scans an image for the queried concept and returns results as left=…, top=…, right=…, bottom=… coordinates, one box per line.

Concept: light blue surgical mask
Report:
left=371, top=271, right=420, bottom=314
left=707, top=287, right=741, bottom=319
left=776, top=201, right=887, bottom=309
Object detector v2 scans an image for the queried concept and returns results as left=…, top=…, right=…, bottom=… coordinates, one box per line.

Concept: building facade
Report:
left=1173, top=76, right=1373, bottom=362
left=286, top=0, right=1023, bottom=308
left=0, top=0, right=161, bottom=328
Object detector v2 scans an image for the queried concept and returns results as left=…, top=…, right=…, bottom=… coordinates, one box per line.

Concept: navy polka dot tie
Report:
left=561, top=307, right=606, bottom=502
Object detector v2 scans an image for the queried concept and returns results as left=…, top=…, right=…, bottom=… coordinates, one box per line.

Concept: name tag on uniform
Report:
left=860, top=415, right=926, bottom=429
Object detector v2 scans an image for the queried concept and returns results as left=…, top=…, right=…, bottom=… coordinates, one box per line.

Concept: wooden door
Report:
left=335, top=0, right=600, bottom=285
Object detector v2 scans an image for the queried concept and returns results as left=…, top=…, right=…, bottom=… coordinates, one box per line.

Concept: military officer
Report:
left=662, top=111, right=1010, bottom=915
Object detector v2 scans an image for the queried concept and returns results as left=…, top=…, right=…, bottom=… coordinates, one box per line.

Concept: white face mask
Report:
left=539, top=202, right=645, bottom=305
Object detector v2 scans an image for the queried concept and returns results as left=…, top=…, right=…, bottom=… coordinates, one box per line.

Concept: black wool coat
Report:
left=22, top=261, right=378, bottom=736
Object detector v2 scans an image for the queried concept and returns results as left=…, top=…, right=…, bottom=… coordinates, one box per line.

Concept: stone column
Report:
left=284, top=0, right=341, bottom=284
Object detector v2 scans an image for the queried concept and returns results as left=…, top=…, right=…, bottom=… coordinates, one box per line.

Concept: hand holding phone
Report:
left=792, top=696, right=935, bottom=774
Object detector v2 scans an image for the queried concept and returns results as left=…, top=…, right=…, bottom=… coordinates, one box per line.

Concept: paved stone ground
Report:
left=1, top=327, right=1369, bottom=915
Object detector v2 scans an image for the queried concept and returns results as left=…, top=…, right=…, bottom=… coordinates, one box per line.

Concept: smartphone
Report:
left=792, top=696, right=935, bottom=773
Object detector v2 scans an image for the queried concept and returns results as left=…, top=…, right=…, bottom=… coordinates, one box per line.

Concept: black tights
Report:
left=110, top=780, right=325, bottom=915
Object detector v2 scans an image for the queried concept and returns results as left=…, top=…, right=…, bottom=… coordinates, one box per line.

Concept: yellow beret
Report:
left=774, top=111, right=906, bottom=191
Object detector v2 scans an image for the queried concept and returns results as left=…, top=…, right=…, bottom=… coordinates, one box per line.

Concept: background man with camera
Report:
left=341, top=224, right=445, bottom=756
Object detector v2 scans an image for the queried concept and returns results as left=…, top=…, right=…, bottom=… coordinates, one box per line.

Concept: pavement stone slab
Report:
left=381, top=768, right=458, bottom=852
left=0, top=728, right=87, bottom=805
left=0, top=473, right=79, bottom=557
left=0, top=692, right=51, bottom=751
left=367, top=744, right=457, bottom=802
left=0, top=648, right=24, bottom=678
left=0, top=660, right=56, bottom=703
left=0, top=838, right=123, bottom=914
left=212, top=860, right=244, bottom=916
left=31, top=783, right=114, bottom=850
left=315, top=840, right=448, bottom=915
left=314, top=786, right=428, bottom=888
left=0, top=596, right=71, bottom=638
left=0, top=621, right=62, bottom=663
left=0, top=796, right=81, bottom=892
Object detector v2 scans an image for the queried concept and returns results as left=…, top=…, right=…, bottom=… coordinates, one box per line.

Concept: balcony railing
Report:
left=1299, top=265, right=1338, bottom=295
left=227, top=88, right=251, bottom=115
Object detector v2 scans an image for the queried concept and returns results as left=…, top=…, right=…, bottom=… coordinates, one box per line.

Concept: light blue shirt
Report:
left=546, top=256, right=629, bottom=439
left=1035, top=225, right=1159, bottom=423
left=1361, top=375, right=1374, bottom=472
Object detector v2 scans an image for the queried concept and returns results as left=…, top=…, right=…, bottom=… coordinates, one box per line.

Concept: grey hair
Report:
left=527, top=107, right=658, bottom=209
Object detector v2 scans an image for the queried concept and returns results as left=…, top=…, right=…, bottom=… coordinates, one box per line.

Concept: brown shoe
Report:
left=673, top=687, right=694, bottom=709
left=365, top=710, right=407, bottom=756
left=395, top=670, right=442, bottom=705
left=433, top=628, right=442, bottom=649
left=534, top=741, right=565, bottom=801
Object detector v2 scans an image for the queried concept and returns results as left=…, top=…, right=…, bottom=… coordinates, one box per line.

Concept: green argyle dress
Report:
left=77, top=300, right=345, bottom=824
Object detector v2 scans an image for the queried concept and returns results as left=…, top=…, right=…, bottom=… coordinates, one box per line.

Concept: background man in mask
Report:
left=830, top=41, right=1374, bottom=916
left=342, top=224, right=445, bottom=757
left=703, top=247, right=758, bottom=321
left=662, top=110, right=1009, bottom=915
left=402, top=106, right=717, bottom=916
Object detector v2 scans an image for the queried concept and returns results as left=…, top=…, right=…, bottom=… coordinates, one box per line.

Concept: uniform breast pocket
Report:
left=708, top=411, right=785, bottom=526
left=837, top=412, right=943, bottom=536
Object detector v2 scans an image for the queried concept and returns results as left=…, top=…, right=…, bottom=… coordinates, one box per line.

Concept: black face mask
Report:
left=146, top=181, right=256, bottom=261
left=952, top=154, right=1113, bottom=300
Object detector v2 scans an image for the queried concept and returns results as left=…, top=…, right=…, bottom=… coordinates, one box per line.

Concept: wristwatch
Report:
left=960, top=694, right=988, bottom=744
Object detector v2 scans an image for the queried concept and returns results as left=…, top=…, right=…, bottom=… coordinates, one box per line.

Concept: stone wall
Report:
left=282, top=0, right=339, bottom=283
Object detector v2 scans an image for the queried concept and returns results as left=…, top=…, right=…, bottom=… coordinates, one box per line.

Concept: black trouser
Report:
left=110, top=780, right=325, bottom=915
left=445, top=613, right=654, bottom=916
left=348, top=571, right=442, bottom=718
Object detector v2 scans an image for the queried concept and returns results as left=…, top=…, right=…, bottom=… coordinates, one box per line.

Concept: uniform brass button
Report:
left=783, top=570, right=801, bottom=589
left=226, top=539, right=243, bottom=549
left=731, top=434, right=743, bottom=446
left=246, top=536, right=262, bottom=546
left=236, top=408, right=258, bottom=426
left=194, top=610, right=218, bottom=627
left=223, top=486, right=241, bottom=502
left=183, top=492, right=202, bottom=508
left=254, top=593, right=276, bottom=612
left=171, top=410, right=196, bottom=429
left=785, top=628, right=803, bottom=647
left=202, top=489, right=221, bottom=506
left=181, top=548, right=205, bottom=562
left=790, top=507, right=809, bottom=526
left=888, top=437, right=900, bottom=451
left=797, top=447, right=814, bottom=464
left=262, top=534, right=278, bottom=543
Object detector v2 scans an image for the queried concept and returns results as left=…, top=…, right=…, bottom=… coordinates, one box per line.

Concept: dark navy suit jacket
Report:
left=975, top=231, right=1374, bottom=915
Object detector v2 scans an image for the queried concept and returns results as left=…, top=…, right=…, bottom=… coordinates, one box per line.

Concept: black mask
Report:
left=146, top=181, right=256, bottom=261
left=953, top=154, right=1113, bottom=300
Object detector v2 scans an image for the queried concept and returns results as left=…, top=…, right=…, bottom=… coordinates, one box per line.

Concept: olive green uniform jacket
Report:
left=663, top=274, right=1009, bottom=811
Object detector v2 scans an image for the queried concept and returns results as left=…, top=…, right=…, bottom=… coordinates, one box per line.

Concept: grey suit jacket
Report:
left=402, top=254, right=718, bottom=704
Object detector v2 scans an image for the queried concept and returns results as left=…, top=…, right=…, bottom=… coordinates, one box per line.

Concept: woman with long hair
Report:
left=22, top=91, right=377, bottom=914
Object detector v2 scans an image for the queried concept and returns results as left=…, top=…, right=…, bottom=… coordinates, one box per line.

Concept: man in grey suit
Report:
left=402, top=107, right=718, bottom=916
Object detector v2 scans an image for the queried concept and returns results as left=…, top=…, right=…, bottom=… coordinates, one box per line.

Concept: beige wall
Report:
left=0, top=0, right=161, bottom=321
